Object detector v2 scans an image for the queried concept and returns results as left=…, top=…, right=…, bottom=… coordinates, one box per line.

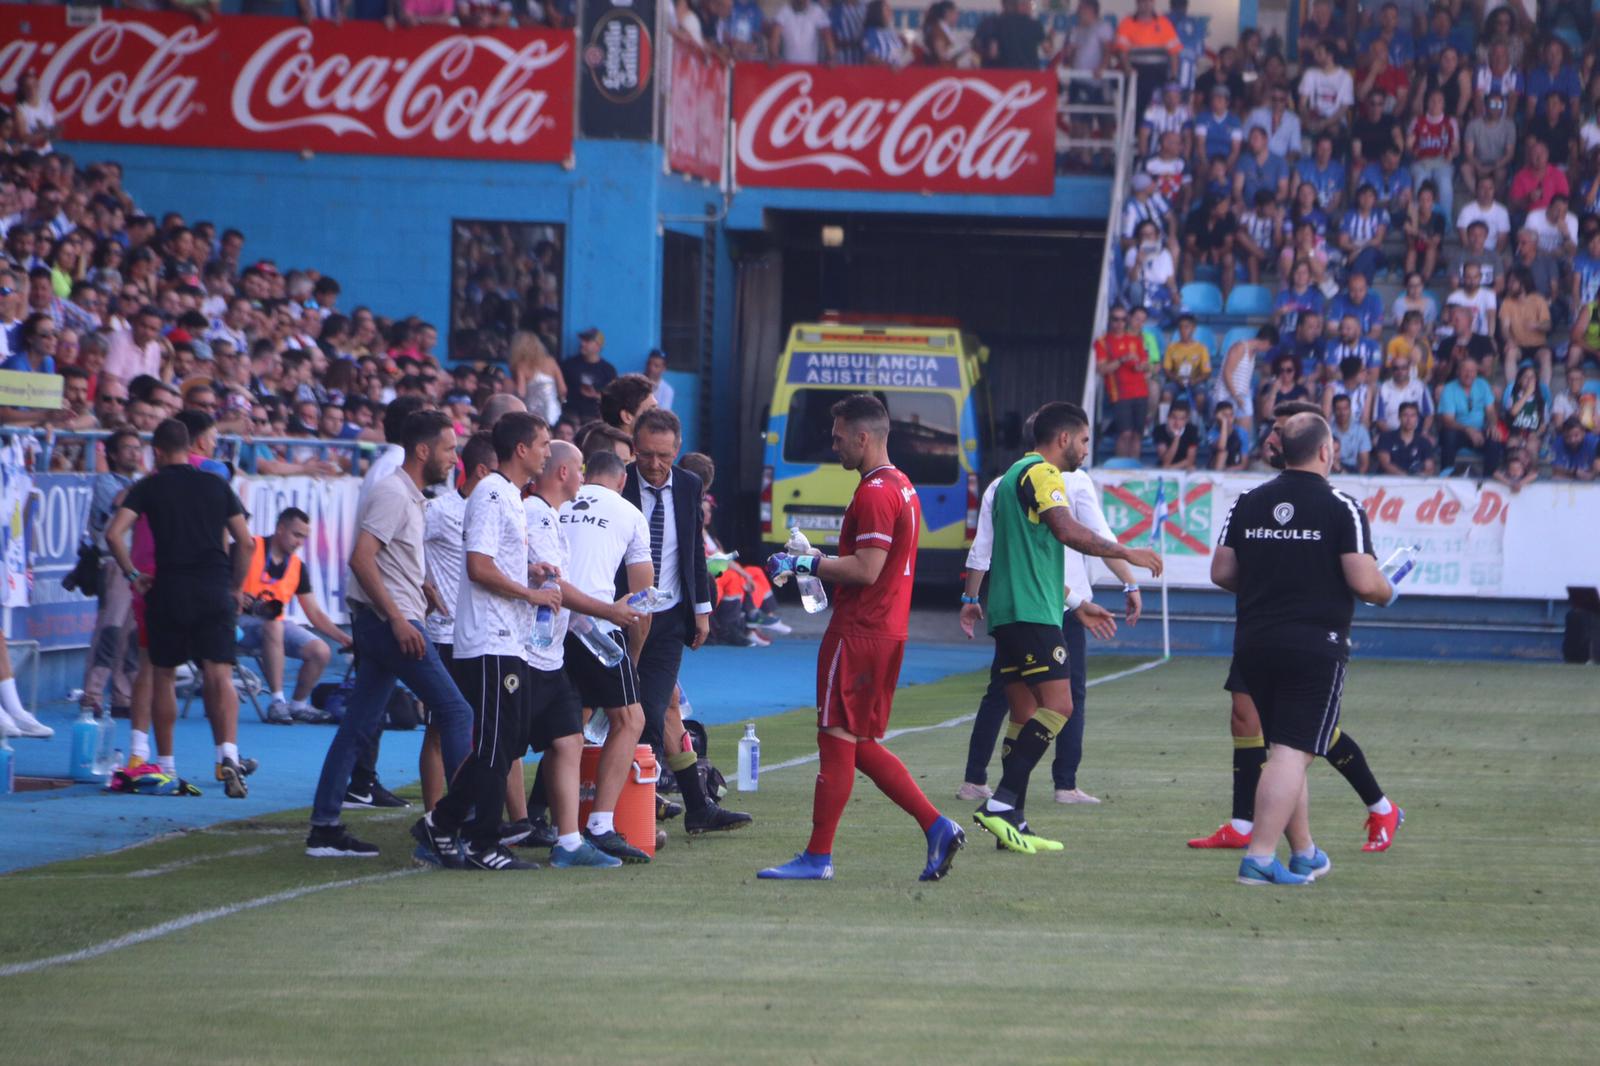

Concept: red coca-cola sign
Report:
left=666, top=43, right=726, bottom=185
left=0, top=10, right=575, bottom=162
left=732, top=64, right=1055, bottom=196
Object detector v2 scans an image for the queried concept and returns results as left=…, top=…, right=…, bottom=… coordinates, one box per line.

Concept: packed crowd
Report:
left=1093, top=0, right=1600, bottom=485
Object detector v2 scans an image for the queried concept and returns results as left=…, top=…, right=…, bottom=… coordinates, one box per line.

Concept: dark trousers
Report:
left=1438, top=426, right=1504, bottom=474
left=963, top=611, right=1088, bottom=791
left=635, top=606, right=687, bottom=762
left=432, top=654, right=530, bottom=849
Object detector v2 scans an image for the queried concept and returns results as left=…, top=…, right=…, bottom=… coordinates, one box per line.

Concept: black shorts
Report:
left=1110, top=398, right=1147, bottom=435
left=992, top=622, right=1070, bottom=684
left=453, top=653, right=532, bottom=765
left=1234, top=649, right=1346, bottom=756
left=562, top=631, right=640, bottom=709
left=145, top=580, right=236, bottom=669
left=527, top=667, right=583, bottom=753
left=1223, top=656, right=1247, bottom=695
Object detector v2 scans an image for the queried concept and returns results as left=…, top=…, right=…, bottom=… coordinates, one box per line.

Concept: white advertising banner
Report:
left=232, top=474, right=362, bottom=625
left=1084, top=469, right=1594, bottom=600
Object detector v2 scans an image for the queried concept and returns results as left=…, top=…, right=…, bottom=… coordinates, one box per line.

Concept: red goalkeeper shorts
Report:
left=816, top=631, right=905, bottom=740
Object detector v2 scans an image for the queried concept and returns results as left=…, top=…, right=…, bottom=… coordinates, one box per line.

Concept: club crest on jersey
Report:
left=867, top=477, right=883, bottom=487
left=504, top=673, right=521, bottom=694
left=1273, top=502, right=1295, bottom=526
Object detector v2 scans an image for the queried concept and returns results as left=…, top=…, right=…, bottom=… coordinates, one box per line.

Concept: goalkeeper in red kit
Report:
left=756, top=394, right=966, bottom=883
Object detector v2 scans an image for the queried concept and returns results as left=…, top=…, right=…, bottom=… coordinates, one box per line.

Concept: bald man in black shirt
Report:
left=1211, top=413, right=1396, bottom=886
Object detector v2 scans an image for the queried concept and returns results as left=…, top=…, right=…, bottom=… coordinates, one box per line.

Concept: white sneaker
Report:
left=0, top=704, right=19, bottom=738
left=1054, top=788, right=1100, bottom=805
left=6, top=706, right=55, bottom=739
left=956, top=781, right=993, bottom=801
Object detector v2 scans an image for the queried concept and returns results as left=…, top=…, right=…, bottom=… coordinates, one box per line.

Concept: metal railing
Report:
left=1055, top=68, right=1127, bottom=163
left=0, top=427, right=377, bottom=477
left=1080, top=70, right=1139, bottom=453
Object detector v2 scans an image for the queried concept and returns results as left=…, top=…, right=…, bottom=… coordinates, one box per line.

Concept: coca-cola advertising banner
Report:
left=0, top=10, right=575, bottom=162
left=666, top=43, right=726, bottom=185
left=732, top=64, right=1055, bottom=196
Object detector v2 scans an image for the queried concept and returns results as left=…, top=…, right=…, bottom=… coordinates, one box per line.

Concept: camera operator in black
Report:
left=237, top=507, right=354, bottom=725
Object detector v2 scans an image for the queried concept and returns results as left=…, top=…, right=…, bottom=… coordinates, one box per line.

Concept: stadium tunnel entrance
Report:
left=722, top=209, right=1108, bottom=563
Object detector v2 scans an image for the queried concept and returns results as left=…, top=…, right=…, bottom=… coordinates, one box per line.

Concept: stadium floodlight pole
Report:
left=1149, top=476, right=1172, bottom=662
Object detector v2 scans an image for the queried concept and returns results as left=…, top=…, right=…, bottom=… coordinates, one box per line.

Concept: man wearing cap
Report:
left=1461, top=92, right=1515, bottom=197
left=1191, top=84, right=1243, bottom=171
left=560, top=327, right=617, bottom=423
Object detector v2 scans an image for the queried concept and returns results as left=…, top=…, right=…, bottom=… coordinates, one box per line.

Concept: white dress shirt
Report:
left=639, top=471, right=712, bottom=616
left=966, top=468, right=1119, bottom=604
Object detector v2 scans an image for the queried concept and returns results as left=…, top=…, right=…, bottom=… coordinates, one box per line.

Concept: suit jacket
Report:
left=618, top=463, right=711, bottom=644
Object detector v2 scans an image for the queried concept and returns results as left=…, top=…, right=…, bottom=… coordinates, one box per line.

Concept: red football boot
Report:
left=1362, top=806, right=1404, bottom=853
left=1187, top=823, right=1250, bottom=849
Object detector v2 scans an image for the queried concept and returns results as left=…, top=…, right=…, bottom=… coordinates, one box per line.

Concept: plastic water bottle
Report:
left=568, top=614, right=625, bottom=668
left=1378, top=544, right=1421, bottom=605
left=627, top=586, right=666, bottom=612
left=0, top=737, right=12, bottom=794
left=736, top=722, right=760, bottom=792
left=94, top=710, right=116, bottom=776
left=531, top=578, right=560, bottom=648
left=787, top=527, right=828, bottom=614
left=70, top=708, right=101, bottom=783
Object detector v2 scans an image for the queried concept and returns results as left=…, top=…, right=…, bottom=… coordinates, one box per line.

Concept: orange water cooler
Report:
left=576, top=744, right=658, bottom=858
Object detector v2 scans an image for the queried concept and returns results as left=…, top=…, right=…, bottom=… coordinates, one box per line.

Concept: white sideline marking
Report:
left=764, top=657, right=1171, bottom=773
left=0, top=869, right=420, bottom=978
left=125, top=845, right=274, bottom=878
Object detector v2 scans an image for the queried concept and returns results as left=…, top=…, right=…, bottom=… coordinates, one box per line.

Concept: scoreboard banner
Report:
left=732, top=63, right=1055, bottom=196
left=0, top=9, right=576, bottom=162
left=1081, top=469, right=1597, bottom=600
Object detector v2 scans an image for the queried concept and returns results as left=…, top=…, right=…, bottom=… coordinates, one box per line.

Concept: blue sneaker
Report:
left=550, top=840, right=624, bottom=869
left=757, top=851, right=834, bottom=880
left=919, top=816, right=966, bottom=882
left=1237, top=856, right=1312, bottom=886
left=1288, top=847, right=1332, bottom=881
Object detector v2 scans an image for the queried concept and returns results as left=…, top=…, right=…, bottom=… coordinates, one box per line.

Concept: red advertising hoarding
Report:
left=732, top=64, right=1055, bottom=196
left=0, top=10, right=575, bottom=162
left=666, top=42, right=726, bottom=185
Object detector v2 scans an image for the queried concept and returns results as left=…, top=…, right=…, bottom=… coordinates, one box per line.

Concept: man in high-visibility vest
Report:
left=238, top=507, right=354, bottom=725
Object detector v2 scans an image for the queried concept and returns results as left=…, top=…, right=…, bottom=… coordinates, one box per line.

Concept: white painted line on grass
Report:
left=0, top=869, right=421, bottom=978
left=764, top=657, right=1171, bottom=773
left=125, top=845, right=275, bottom=878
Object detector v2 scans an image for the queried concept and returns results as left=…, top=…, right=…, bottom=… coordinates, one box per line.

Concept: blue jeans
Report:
left=963, top=610, right=1089, bottom=791
left=310, top=607, right=472, bottom=826
left=1410, top=159, right=1454, bottom=221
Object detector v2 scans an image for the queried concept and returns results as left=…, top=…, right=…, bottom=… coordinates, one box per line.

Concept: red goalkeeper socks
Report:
left=856, top=740, right=940, bottom=832
left=807, top=732, right=857, bottom=855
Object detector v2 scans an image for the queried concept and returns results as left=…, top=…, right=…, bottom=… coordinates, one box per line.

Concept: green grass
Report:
left=1, top=656, right=1597, bottom=1065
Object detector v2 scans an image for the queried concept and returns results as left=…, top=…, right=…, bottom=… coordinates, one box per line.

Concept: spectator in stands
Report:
left=560, top=327, right=616, bottom=423
left=1121, top=173, right=1174, bottom=253
left=1162, top=312, right=1210, bottom=404
left=1364, top=144, right=1413, bottom=225
left=388, top=0, right=457, bottom=28
left=1352, top=90, right=1403, bottom=174
left=1111, top=0, right=1181, bottom=115
left=1509, top=137, right=1568, bottom=216
left=1234, top=190, right=1282, bottom=286
left=1329, top=272, right=1385, bottom=339
left=921, top=1, right=962, bottom=66
left=1296, top=0, right=1347, bottom=65
left=1234, top=126, right=1290, bottom=207
left=1275, top=259, right=1324, bottom=335
left=1207, top=400, right=1250, bottom=470
left=1375, top=401, right=1438, bottom=475
left=1299, top=42, right=1355, bottom=146
left=1492, top=446, right=1538, bottom=492
left=2, top=312, right=57, bottom=374
left=1183, top=195, right=1237, bottom=297
left=1407, top=88, right=1459, bottom=220
left=1095, top=307, right=1151, bottom=457
left=1501, top=363, right=1549, bottom=450
left=1329, top=392, right=1373, bottom=473
left=1140, top=82, right=1192, bottom=161
left=1295, top=133, right=1347, bottom=215
left=1260, top=352, right=1311, bottom=415
left=1550, top=416, right=1600, bottom=481
left=1448, top=218, right=1501, bottom=291
left=1376, top=350, right=1433, bottom=431
left=1474, top=37, right=1521, bottom=116
left=1528, top=92, right=1578, bottom=174
left=1416, top=6, right=1469, bottom=69
left=1125, top=219, right=1178, bottom=318
left=1340, top=185, right=1389, bottom=282
left=1152, top=401, right=1199, bottom=469
left=1460, top=91, right=1515, bottom=197
left=974, top=0, right=1047, bottom=71
left=1212, top=326, right=1276, bottom=434
left=1574, top=229, right=1600, bottom=310
left=1355, top=38, right=1410, bottom=118
left=1552, top=366, right=1599, bottom=429
left=768, top=0, right=836, bottom=64
left=104, top=306, right=165, bottom=385
left=1401, top=182, right=1446, bottom=282
left=1457, top=174, right=1512, bottom=251
left=1437, top=356, right=1502, bottom=473
left=642, top=349, right=674, bottom=412
left=1434, top=301, right=1497, bottom=385
left=1569, top=298, right=1600, bottom=375
left=1447, top=262, right=1497, bottom=338
left=1526, top=193, right=1578, bottom=258
left=717, top=0, right=768, bottom=59
left=861, top=3, right=905, bottom=66
left=1322, top=311, right=1383, bottom=384
left=1245, top=85, right=1302, bottom=162
left=1499, top=267, right=1553, bottom=382
left=1191, top=85, right=1243, bottom=172
left=830, top=0, right=867, bottom=65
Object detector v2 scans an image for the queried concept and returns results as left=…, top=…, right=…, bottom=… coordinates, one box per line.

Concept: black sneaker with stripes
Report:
left=305, top=824, right=379, bottom=858
left=410, top=814, right=464, bottom=869
left=462, top=841, right=541, bottom=871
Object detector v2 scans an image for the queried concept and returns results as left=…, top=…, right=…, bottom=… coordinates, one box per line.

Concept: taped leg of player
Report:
left=1232, top=733, right=1266, bottom=825
left=1323, top=727, right=1386, bottom=807
left=855, top=740, right=940, bottom=831
left=988, top=705, right=1070, bottom=812
left=1245, top=745, right=1315, bottom=861
left=807, top=732, right=857, bottom=856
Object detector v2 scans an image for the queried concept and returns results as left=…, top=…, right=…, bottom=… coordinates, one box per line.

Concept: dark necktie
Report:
left=647, top=485, right=665, bottom=587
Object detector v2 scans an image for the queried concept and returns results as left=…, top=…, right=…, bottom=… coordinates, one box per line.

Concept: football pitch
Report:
left=1, top=655, right=1596, bottom=1065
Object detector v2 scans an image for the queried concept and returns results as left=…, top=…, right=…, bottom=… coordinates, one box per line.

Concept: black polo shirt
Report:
left=1220, top=469, right=1375, bottom=661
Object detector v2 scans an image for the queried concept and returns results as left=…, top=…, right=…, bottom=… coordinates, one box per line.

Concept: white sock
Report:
left=1294, top=842, right=1318, bottom=860
left=586, top=811, right=614, bottom=836
left=271, top=690, right=286, bottom=703
left=291, top=697, right=311, bottom=711
left=1230, top=818, right=1254, bottom=835
left=157, top=755, right=176, bottom=775
left=984, top=798, right=1015, bottom=813
left=218, top=742, right=238, bottom=764
left=130, top=730, right=150, bottom=762
left=0, top=677, right=24, bottom=716
left=1368, top=797, right=1393, bottom=815
left=557, top=833, right=582, bottom=852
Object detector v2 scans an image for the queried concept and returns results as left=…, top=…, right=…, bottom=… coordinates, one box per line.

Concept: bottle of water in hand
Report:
left=568, top=614, right=624, bottom=667
left=531, top=578, right=560, bottom=648
left=1378, top=543, right=1421, bottom=605
left=627, top=586, right=666, bottom=612
left=787, top=527, right=828, bottom=614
